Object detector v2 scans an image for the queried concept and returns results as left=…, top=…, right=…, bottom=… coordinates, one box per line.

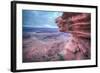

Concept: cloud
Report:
left=44, top=24, right=57, bottom=28
left=23, top=10, right=62, bottom=28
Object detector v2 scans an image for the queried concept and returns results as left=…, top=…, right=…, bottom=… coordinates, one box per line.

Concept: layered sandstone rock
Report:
left=55, top=12, right=91, bottom=60
left=56, top=12, right=91, bottom=38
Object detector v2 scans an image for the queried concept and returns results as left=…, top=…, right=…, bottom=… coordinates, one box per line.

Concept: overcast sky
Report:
left=23, top=10, right=62, bottom=28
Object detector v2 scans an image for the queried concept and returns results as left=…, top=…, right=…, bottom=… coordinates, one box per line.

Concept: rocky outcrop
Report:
left=55, top=12, right=91, bottom=60
left=55, top=12, right=91, bottom=38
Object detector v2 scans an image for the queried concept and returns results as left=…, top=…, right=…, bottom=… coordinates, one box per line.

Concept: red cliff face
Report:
left=55, top=12, right=91, bottom=60
left=56, top=12, right=91, bottom=39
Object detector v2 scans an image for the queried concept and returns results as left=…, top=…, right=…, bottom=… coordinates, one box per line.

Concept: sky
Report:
left=23, top=10, right=62, bottom=28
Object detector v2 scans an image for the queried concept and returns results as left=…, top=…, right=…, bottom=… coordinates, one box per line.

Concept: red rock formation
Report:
left=56, top=12, right=91, bottom=38
left=55, top=12, right=91, bottom=60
